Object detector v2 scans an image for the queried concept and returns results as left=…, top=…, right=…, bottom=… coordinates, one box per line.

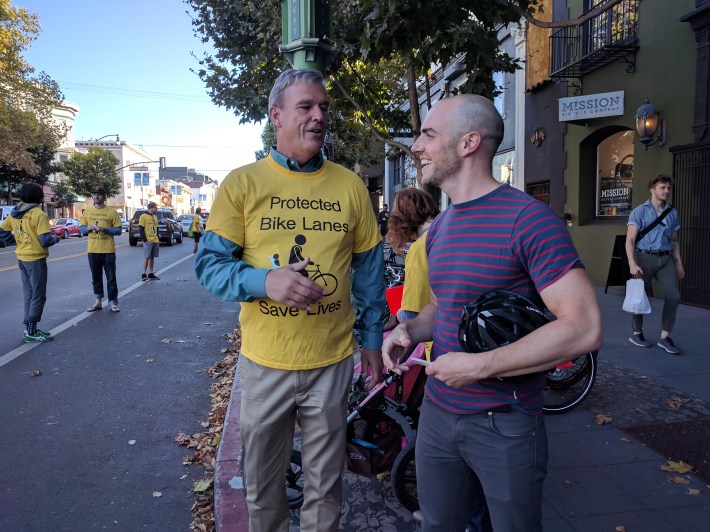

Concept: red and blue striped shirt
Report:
left=425, top=185, right=583, bottom=414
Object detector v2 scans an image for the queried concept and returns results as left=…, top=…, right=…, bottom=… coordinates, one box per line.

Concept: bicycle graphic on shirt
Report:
left=285, top=234, right=339, bottom=297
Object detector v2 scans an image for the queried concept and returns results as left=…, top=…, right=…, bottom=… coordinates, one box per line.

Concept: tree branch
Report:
left=331, top=75, right=416, bottom=159
left=500, top=0, right=628, bottom=29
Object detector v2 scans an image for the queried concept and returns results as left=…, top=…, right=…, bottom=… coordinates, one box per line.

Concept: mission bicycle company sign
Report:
left=559, top=91, right=624, bottom=121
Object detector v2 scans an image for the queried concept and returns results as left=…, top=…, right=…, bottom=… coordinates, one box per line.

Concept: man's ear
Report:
left=268, top=107, right=280, bottom=128
left=460, top=132, right=482, bottom=155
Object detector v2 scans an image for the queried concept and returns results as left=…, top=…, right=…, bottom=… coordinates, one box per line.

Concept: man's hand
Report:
left=265, top=257, right=324, bottom=310
left=360, top=348, right=383, bottom=389
left=426, top=351, right=486, bottom=388
left=630, top=264, right=644, bottom=277
left=382, top=324, right=414, bottom=375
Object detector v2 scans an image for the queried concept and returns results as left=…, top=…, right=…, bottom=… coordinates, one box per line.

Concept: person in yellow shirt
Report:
left=0, top=182, right=60, bottom=342
left=80, top=186, right=123, bottom=312
left=191, top=206, right=203, bottom=254
left=138, top=202, right=160, bottom=281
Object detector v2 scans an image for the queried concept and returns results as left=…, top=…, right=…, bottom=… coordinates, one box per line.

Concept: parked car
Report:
left=177, top=214, right=194, bottom=235
left=128, top=208, right=183, bottom=246
left=50, top=218, right=83, bottom=239
left=120, top=218, right=129, bottom=232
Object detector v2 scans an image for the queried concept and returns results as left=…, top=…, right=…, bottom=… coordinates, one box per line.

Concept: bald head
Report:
left=439, top=94, right=504, bottom=155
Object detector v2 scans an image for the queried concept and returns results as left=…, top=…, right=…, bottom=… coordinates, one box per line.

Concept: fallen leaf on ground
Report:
left=31, top=370, right=41, bottom=377
left=160, top=338, right=172, bottom=344
left=615, top=526, right=626, bottom=532
left=128, top=440, right=136, bottom=445
left=193, top=478, right=213, bottom=492
left=620, top=437, right=630, bottom=443
left=687, top=488, right=700, bottom=495
left=661, top=460, right=694, bottom=474
left=153, top=491, right=162, bottom=497
left=180, top=474, right=189, bottom=480
left=176, top=340, right=186, bottom=343
left=146, top=358, right=154, bottom=363
left=666, top=476, right=690, bottom=484
left=667, top=396, right=688, bottom=409
left=594, top=413, right=612, bottom=425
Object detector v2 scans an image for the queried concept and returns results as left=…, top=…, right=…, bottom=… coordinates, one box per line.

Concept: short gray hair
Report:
left=268, top=69, right=326, bottom=109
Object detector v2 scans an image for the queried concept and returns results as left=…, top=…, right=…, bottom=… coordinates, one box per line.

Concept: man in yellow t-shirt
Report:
left=0, top=182, right=60, bottom=342
left=80, top=186, right=123, bottom=312
left=195, top=69, right=387, bottom=531
left=138, top=202, right=160, bottom=281
left=191, top=206, right=203, bottom=254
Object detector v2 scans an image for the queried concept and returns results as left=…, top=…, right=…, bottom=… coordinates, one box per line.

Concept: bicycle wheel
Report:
left=542, top=351, right=598, bottom=415
left=313, top=273, right=338, bottom=296
left=242, top=447, right=305, bottom=509
left=391, top=442, right=419, bottom=512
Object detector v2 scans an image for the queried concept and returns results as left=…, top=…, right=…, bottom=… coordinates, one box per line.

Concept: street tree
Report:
left=187, top=0, right=625, bottom=183
left=61, top=147, right=121, bottom=198
left=0, top=0, right=65, bottom=189
left=51, top=180, right=78, bottom=216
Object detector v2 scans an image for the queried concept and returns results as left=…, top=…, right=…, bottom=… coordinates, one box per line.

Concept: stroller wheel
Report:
left=391, top=442, right=419, bottom=512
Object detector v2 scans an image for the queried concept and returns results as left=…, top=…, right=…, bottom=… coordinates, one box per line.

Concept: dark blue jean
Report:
left=88, top=253, right=118, bottom=304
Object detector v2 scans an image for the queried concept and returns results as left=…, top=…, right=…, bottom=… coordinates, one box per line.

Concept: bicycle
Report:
left=306, top=263, right=338, bottom=296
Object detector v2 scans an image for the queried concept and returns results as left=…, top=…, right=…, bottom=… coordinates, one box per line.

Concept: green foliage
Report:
left=186, top=0, right=543, bottom=178
left=255, top=122, right=276, bottom=160
left=0, top=0, right=65, bottom=177
left=51, top=179, right=78, bottom=212
left=60, top=147, right=121, bottom=198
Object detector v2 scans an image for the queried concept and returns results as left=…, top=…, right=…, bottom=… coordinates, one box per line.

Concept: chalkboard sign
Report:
left=605, top=234, right=630, bottom=293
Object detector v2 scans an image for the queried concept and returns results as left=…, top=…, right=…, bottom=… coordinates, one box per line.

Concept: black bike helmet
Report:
left=458, top=290, right=551, bottom=354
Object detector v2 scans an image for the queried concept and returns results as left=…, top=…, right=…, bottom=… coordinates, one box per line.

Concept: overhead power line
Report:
left=58, top=80, right=212, bottom=102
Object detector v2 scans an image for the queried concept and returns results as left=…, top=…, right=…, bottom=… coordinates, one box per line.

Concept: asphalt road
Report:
left=0, top=233, right=239, bottom=531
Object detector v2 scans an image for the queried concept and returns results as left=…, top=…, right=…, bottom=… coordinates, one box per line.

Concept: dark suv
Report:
left=128, top=208, right=183, bottom=246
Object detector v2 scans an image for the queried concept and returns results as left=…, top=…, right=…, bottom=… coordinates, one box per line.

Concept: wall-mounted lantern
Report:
left=634, top=100, right=666, bottom=150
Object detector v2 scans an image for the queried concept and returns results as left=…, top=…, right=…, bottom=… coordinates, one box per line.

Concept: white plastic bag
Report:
left=622, top=278, right=652, bottom=314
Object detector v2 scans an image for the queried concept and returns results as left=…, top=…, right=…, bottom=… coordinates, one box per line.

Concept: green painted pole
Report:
left=279, top=0, right=336, bottom=72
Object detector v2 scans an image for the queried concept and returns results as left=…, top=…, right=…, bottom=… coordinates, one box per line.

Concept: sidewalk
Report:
left=214, top=286, right=710, bottom=531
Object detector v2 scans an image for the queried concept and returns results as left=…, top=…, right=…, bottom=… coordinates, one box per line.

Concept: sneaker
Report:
left=147, top=273, right=160, bottom=280
left=141, top=273, right=148, bottom=281
left=628, top=333, right=652, bottom=348
left=36, top=329, right=53, bottom=339
left=24, top=331, right=52, bottom=343
left=657, top=336, right=681, bottom=355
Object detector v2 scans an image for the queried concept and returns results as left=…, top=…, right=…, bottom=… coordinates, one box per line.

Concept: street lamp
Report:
left=92, top=134, right=120, bottom=142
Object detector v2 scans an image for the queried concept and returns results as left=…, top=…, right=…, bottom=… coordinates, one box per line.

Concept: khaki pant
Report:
left=239, top=355, right=353, bottom=532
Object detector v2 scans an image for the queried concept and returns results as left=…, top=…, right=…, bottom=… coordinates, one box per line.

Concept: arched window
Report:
left=596, top=130, right=634, bottom=217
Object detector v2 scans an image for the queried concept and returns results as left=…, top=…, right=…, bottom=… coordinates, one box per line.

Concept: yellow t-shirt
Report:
left=138, top=213, right=159, bottom=243
left=208, top=155, right=381, bottom=370
left=400, top=232, right=430, bottom=313
left=80, top=206, right=121, bottom=253
left=0, top=206, right=51, bottom=262
left=191, top=214, right=202, bottom=233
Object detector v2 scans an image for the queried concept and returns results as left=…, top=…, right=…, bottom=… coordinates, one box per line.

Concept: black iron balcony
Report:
left=550, top=0, right=640, bottom=79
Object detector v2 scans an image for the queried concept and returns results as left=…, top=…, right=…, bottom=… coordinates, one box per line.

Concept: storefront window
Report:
left=493, top=150, right=515, bottom=185
left=596, top=130, right=634, bottom=217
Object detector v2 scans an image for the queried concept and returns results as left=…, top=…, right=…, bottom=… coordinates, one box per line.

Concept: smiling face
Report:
left=412, top=99, right=463, bottom=188
left=269, top=81, right=329, bottom=165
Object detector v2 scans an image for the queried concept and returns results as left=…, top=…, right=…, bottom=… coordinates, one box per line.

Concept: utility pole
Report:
left=279, top=0, right=337, bottom=72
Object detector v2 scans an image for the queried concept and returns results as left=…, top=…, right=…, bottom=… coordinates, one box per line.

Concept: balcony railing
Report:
left=550, top=0, right=640, bottom=79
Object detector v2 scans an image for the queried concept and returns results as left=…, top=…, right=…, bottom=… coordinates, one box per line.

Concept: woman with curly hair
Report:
left=386, top=187, right=440, bottom=326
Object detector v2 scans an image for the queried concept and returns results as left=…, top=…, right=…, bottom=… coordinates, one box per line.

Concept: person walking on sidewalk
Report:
left=194, top=69, right=386, bottom=532
left=139, top=202, right=160, bottom=281
left=191, top=207, right=203, bottom=254
left=80, top=186, right=123, bottom=312
left=625, top=174, right=684, bottom=354
left=382, top=94, right=602, bottom=532
left=0, top=182, right=61, bottom=342
left=377, top=203, right=390, bottom=241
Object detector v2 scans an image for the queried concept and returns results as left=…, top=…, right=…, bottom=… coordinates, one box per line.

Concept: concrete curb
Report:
left=214, top=370, right=248, bottom=531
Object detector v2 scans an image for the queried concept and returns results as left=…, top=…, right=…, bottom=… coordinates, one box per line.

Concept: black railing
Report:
left=550, top=0, right=640, bottom=79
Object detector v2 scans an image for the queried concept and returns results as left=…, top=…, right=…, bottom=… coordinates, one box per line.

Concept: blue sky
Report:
left=17, top=0, right=264, bottom=182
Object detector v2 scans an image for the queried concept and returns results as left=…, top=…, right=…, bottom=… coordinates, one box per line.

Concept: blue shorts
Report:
left=143, top=242, right=160, bottom=259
